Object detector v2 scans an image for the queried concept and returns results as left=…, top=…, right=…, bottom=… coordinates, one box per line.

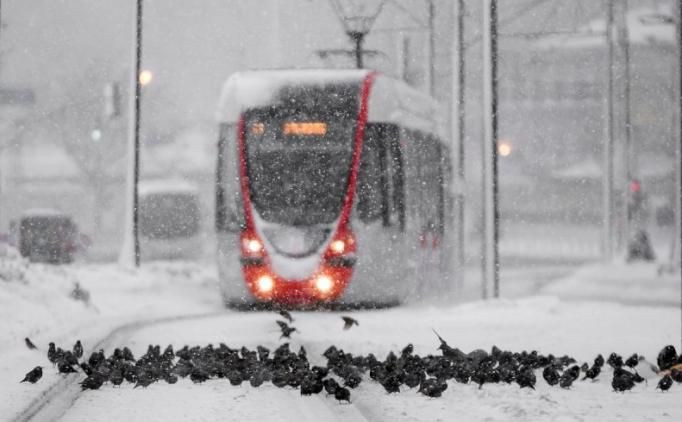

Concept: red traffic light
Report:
left=629, top=180, right=641, bottom=194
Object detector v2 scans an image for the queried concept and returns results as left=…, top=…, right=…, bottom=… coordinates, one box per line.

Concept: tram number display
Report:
left=248, top=121, right=328, bottom=137
left=282, top=122, right=327, bottom=136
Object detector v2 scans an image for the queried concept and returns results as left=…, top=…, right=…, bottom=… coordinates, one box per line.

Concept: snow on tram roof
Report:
left=216, top=69, right=370, bottom=122
left=216, top=68, right=447, bottom=141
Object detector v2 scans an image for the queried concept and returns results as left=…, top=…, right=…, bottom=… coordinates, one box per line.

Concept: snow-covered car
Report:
left=12, top=209, right=78, bottom=264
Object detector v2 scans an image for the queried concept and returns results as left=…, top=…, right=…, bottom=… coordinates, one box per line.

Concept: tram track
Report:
left=11, top=311, right=224, bottom=422
left=11, top=311, right=375, bottom=422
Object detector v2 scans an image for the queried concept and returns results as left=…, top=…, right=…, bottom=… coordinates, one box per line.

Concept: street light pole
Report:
left=349, top=31, right=364, bottom=68
left=120, top=0, right=143, bottom=267
left=677, top=0, right=682, bottom=348
left=603, top=0, right=615, bottom=261
left=451, top=0, right=466, bottom=296
left=482, top=0, right=500, bottom=299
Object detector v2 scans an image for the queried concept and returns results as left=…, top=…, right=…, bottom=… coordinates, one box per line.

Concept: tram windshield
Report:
left=244, top=83, right=360, bottom=226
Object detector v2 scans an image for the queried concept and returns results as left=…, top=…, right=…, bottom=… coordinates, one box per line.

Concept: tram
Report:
left=215, top=69, right=452, bottom=307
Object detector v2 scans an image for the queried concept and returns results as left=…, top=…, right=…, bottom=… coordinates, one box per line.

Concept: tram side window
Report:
left=216, top=123, right=245, bottom=232
left=386, top=129, right=405, bottom=230
left=356, top=126, right=383, bottom=223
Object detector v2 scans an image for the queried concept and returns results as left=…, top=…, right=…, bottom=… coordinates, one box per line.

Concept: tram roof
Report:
left=216, top=69, right=447, bottom=141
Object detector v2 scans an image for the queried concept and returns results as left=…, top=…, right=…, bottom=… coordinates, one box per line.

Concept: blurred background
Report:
left=0, top=0, right=678, bottom=281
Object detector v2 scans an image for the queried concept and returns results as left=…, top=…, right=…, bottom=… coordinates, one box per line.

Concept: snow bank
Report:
left=542, top=260, right=681, bottom=307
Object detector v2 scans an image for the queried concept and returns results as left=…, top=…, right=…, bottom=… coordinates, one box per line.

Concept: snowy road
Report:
left=3, top=259, right=680, bottom=422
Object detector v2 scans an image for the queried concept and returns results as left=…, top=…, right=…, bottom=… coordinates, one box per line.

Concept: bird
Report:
left=81, top=373, right=105, bottom=391
left=334, top=386, right=351, bottom=403
left=432, top=330, right=466, bottom=361
left=656, top=375, right=672, bottom=392
left=625, top=354, right=639, bottom=369
left=593, top=354, right=605, bottom=368
left=612, top=368, right=636, bottom=392
left=542, top=366, right=560, bottom=386
left=279, top=310, right=294, bottom=323
left=582, top=365, right=601, bottom=381
left=516, top=366, right=536, bottom=390
left=25, top=337, right=38, bottom=350
left=276, top=321, right=297, bottom=339
left=607, top=353, right=623, bottom=369
left=341, top=316, right=359, bottom=330
left=657, top=345, right=678, bottom=372
left=73, top=340, right=83, bottom=359
left=47, top=343, right=58, bottom=365
left=57, top=361, right=78, bottom=374
left=419, top=378, right=448, bottom=397
left=20, top=366, right=43, bottom=384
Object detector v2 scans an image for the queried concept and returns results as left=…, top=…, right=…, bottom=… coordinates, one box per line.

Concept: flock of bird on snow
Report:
left=19, top=310, right=682, bottom=403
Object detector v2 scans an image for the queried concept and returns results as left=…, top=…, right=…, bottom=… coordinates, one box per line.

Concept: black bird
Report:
left=58, top=361, right=78, bottom=374
left=625, top=354, right=639, bottom=369
left=250, top=369, right=267, bottom=388
left=381, top=373, right=402, bottom=393
left=25, top=337, right=38, bottom=350
left=582, top=365, right=601, bottom=381
left=323, top=378, right=339, bottom=395
left=334, top=386, right=351, bottom=403
left=612, top=368, right=636, bottom=392
left=279, top=310, right=294, bottom=323
left=300, top=375, right=323, bottom=395
left=419, top=378, right=448, bottom=397
left=20, top=366, right=43, bottom=384
left=657, top=345, right=678, bottom=372
left=135, top=372, right=157, bottom=388
left=432, top=330, right=466, bottom=361
left=592, top=354, right=604, bottom=368
left=276, top=321, right=297, bottom=339
left=516, top=367, right=536, bottom=390
left=81, top=373, right=105, bottom=391
left=542, top=366, right=560, bottom=386
left=73, top=340, right=83, bottom=359
left=79, top=362, right=93, bottom=376
left=110, top=369, right=124, bottom=386
left=341, top=316, right=359, bottom=330
left=607, top=353, right=623, bottom=369
left=47, top=343, right=58, bottom=365
left=657, top=375, right=672, bottom=392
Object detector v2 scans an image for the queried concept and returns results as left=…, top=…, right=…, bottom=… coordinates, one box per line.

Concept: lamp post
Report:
left=120, top=0, right=144, bottom=267
left=328, top=0, right=385, bottom=69
left=482, top=0, right=500, bottom=299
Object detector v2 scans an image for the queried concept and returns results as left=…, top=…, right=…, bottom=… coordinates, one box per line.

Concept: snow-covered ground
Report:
left=0, top=245, right=680, bottom=421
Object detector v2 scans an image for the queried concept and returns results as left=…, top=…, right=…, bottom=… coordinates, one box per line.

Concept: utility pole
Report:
left=620, top=0, right=634, bottom=251
left=427, top=0, right=435, bottom=95
left=482, top=0, right=500, bottom=299
left=602, top=0, right=615, bottom=261
left=451, top=0, right=466, bottom=296
left=677, top=0, right=682, bottom=348
left=120, top=0, right=143, bottom=267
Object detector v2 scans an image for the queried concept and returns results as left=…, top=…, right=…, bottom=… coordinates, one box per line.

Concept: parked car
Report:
left=11, top=209, right=78, bottom=264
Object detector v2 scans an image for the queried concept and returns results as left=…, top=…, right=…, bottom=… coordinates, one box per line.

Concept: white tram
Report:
left=215, top=69, right=453, bottom=307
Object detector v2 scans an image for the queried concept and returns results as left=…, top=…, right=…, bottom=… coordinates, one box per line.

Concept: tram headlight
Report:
left=244, top=238, right=263, bottom=254
left=330, top=239, right=345, bottom=255
left=314, top=274, right=334, bottom=294
left=256, top=275, right=274, bottom=293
